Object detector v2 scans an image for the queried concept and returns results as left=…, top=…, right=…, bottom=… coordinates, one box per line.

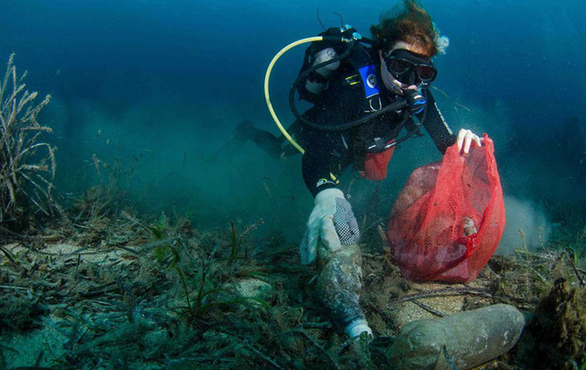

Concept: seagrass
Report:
left=0, top=53, right=55, bottom=227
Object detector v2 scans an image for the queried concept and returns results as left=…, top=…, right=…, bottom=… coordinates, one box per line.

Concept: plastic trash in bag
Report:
left=386, top=134, right=505, bottom=282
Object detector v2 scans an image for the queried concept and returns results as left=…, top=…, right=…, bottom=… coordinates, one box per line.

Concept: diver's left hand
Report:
left=456, top=129, right=482, bottom=154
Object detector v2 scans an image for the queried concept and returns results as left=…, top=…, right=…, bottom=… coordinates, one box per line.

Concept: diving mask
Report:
left=384, top=49, right=437, bottom=86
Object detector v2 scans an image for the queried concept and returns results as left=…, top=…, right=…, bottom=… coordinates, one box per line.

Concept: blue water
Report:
left=2, top=0, right=585, bottom=239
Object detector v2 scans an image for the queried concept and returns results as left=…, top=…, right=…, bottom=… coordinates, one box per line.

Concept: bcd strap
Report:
left=345, top=45, right=382, bottom=114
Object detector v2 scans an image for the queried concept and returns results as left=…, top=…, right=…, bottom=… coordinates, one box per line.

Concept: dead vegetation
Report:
left=0, top=53, right=58, bottom=230
left=0, top=196, right=331, bottom=369
left=1, top=184, right=585, bottom=370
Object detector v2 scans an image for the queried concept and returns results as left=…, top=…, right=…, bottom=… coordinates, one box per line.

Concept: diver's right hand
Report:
left=456, top=128, right=482, bottom=154
left=299, top=188, right=360, bottom=265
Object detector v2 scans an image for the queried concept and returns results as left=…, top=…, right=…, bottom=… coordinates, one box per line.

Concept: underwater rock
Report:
left=234, top=278, right=273, bottom=305
left=389, top=304, right=525, bottom=370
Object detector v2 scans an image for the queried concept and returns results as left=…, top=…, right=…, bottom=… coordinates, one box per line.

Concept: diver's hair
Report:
left=370, top=0, right=439, bottom=57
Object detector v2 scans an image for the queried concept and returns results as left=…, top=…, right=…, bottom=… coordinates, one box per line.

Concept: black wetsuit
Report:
left=246, top=45, right=456, bottom=197
left=295, top=46, right=456, bottom=196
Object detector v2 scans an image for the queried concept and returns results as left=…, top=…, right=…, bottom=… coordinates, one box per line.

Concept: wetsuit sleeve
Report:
left=302, top=146, right=338, bottom=197
left=298, top=78, right=361, bottom=197
left=420, top=90, right=456, bottom=154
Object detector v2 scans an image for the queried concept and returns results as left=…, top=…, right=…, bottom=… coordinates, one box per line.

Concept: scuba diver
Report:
left=235, top=0, right=482, bottom=340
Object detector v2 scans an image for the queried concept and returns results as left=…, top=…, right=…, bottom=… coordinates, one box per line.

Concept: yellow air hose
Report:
left=263, top=36, right=324, bottom=155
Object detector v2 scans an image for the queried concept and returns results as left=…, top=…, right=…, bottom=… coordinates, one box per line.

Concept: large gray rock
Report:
left=389, top=304, right=525, bottom=370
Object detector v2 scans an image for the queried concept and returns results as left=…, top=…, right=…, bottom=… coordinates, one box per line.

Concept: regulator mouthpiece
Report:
left=404, top=89, right=426, bottom=115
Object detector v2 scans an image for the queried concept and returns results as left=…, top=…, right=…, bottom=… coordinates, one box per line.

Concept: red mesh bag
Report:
left=386, top=134, right=505, bottom=283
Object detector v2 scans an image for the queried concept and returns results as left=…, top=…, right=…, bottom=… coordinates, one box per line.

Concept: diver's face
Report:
left=379, top=41, right=434, bottom=96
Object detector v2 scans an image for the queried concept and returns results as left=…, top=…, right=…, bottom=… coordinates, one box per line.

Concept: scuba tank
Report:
left=304, top=47, right=340, bottom=97
left=296, top=25, right=359, bottom=104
